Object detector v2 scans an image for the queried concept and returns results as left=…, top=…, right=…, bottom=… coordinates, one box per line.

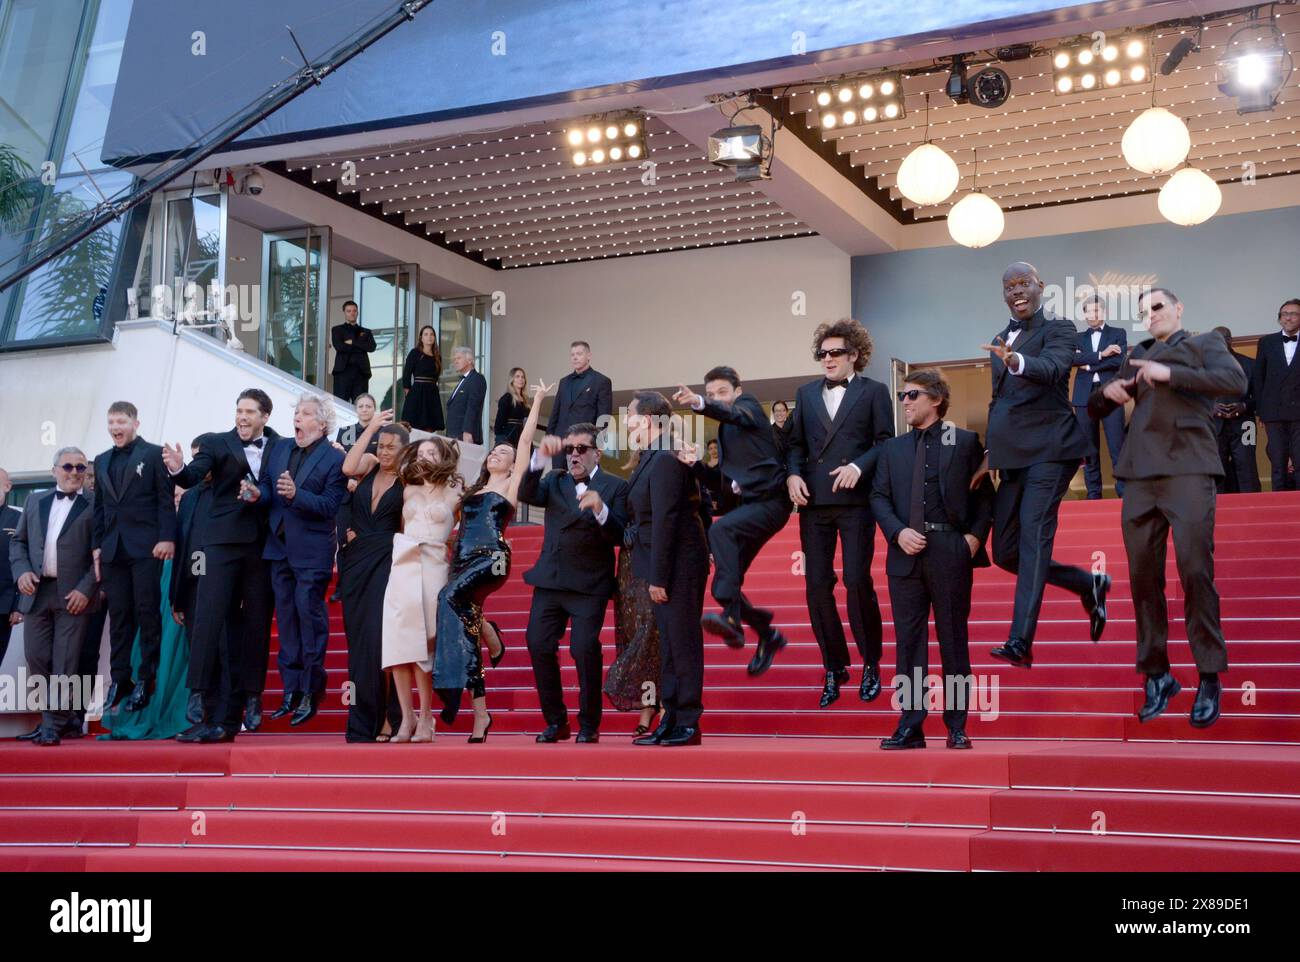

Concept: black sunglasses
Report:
left=815, top=348, right=852, bottom=360
left=59, top=463, right=88, bottom=473
left=1139, top=301, right=1167, bottom=317
left=563, top=443, right=594, bottom=455
left=897, top=389, right=936, bottom=402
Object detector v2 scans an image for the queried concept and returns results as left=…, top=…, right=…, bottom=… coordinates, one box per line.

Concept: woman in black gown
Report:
left=401, top=325, right=445, bottom=432
left=493, top=367, right=530, bottom=444
left=339, top=414, right=409, bottom=742
left=433, top=377, right=552, bottom=742
left=771, top=399, right=794, bottom=461
left=624, top=392, right=709, bottom=747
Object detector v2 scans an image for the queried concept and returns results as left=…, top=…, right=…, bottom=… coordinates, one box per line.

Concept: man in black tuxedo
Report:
left=330, top=300, right=376, bottom=403
left=980, top=263, right=1109, bottom=669
left=674, top=367, right=791, bottom=674
left=1249, top=298, right=1300, bottom=492
left=169, top=440, right=213, bottom=726
left=1090, top=288, right=1246, bottom=728
left=871, top=370, right=994, bottom=750
left=546, top=341, right=613, bottom=468
left=163, top=389, right=279, bottom=742
left=1211, top=327, right=1262, bottom=494
left=444, top=346, right=488, bottom=444
left=521, top=423, right=628, bottom=743
left=0, top=468, right=21, bottom=667
left=1071, top=294, right=1128, bottom=499
left=9, top=448, right=99, bottom=745
left=786, top=318, right=893, bottom=707
left=92, top=401, right=175, bottom=712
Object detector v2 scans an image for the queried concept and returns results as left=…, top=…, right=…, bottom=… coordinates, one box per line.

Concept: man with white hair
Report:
left=242, top=393, right=347, bottom=727
left=444, top=346, right=487, bottom=444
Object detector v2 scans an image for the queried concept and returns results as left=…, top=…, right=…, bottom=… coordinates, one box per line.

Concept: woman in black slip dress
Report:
left=433, top=377, right=554, bottom=742
left=339, top=412, right=409, bottom=742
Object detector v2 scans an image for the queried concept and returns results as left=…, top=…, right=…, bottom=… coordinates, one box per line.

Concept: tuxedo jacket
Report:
left=1088, top=328, right=1247, bottom=480
left=0, top=504, right=21, bottom=614
left=92, top=438, right=177, bottom=561
left=330, top=323, right=376, bottom=376
left=986, top=308, right=1092, bottom=470
left=256, top=437, right=348, bottom=568
left=1249, top=331, right=1300, bottom=422
left=9, top=490, right=99, bottom=614
left=445, top=369, right=488, bottom=443
left=699, top=392, right=786, bottom=499
left=870, top=426, right=994, bottom=577
left=1071, top=324, right=1128, bottom=407
left=785, top=374, right=893, bottom=507
left=170, top=482, right=212, bottom=613
left=625, top=449, right=708, bottom=589
left=546, top=368, right=613, bottom=437
left=1216, top=350, right=1257, bottom=435
left=519, top=464, right=628, bottom=597
left=172, top=428, right=279, bottom=547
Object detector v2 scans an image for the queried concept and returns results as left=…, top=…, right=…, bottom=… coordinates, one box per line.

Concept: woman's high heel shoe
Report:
left=468, top=712, right=493, bottom=744
left=487, top=620, right=506, bottom=668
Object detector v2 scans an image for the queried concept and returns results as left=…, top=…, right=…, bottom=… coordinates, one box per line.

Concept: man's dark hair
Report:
left=377, top=424, right=410, bottom=447
left=1280, top=298, right=1300, bottom=318
left=812, top=318, right=873, bottom=372
left=342, top=300, right=359, bottom=311
left=238, top=388, right=273, bottom=417
left=904, top=368, right=951, bottom=419
left=772, top=400, right=789, bottom=412
left=570, top=340, right=591, bottom=351
left=564, top=422, right=599, bottom=447
left=1143, top=287, right=1180, bottom=306
left=191, top=436, right=204, bottom=450
left=703, top=365, right=740, bottom=388
left=1212, top=325, right=1233, bottom=345
left=107, top=400, right=137, bottom=419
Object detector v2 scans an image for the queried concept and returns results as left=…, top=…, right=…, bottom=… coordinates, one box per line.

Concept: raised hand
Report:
left=979, top=335, right=1014, bottom=365
left=538, top=434, right=564, bottom=458
left=276, top=470, right=297, bottom=501
left=531, top=379, right=555, bottom=399
left=672, top=384, right=701, bottom=408
left=162, top=442, right=185, bottom=473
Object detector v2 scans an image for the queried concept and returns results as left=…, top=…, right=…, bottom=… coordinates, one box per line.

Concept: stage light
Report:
left=948, top=191, right=1004, bottom=248
left=707, top=123, right=771, bottom=181
left=628, top=144, right=642, bottom=158
left=816, top=89, right=832, bottom=106
left=567, top=112, right=648, bottom=167
left=1158, top=167, right=1222, bottom=225
left=586, top=127, right=601, bottom=143
left=842, top=109, right=857, bottom=125
left=573, top=151, right=587, bottom=165
left=623, top=121, right=638, bottom=137
left=864, top=106, right=877, bottom=121
left=969, top=66, right=1012, bottom=108
left=821, top=112, right=837, bottom=128
left=884, top=103, right=900, bottom=118
left=1217, top=25, right=1289, bottom=114
left=1121, top=106, right=1190, bottom=174
left=567, top=129, right=583, bottom=146
left=946, top=54, right=969, bottom=103
left=1054, top=33, right=1149, bottom=96
left=807, top=71, right=906, bottom=126
left=591, top=148, right=605, bottom=163
left=897, top=142, right=960, bottom=206
left=880, top=80, right=895, bottom=96
left=610, top=146, right=622, bottom=160
left=605, top=124, right=619, bottom=139
left=858, top=82, right=874, bottom=98
left=837, top=87, right=853, bottom=103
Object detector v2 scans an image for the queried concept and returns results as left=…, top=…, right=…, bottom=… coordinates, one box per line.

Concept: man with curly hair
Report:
left=785, top=318, right=893, bottom=707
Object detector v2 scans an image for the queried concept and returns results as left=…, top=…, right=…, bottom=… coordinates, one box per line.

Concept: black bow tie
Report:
left=55, top=490, right=76, bottom=500
left=1007, top=319, right=1024, bottom=332
left=824, top=378, right=848, bottom=390
left=245, top=437, right=264, bottom=449
left=1284, top=334, right=1298, bottom=343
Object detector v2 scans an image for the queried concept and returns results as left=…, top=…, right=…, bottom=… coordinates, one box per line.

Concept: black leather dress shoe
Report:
left=34, top=728, right=61, bottom=747
left=881, top=726, right=926, bottom=750
left=990, top=637, right=1033, bottom=668
left=633, top=720, right=673, bottom=745
left=747, top=628, right=787, bottom=676
left=104, top=682, right=125, bottom=711
left=289, top=694, right=318, bottom=727
left=1190, top=675, right=1221, bottom=729
left=185, top=692, right=204, bottom=725
left=123, top=678, right=155, bottom=712
left=946, top=729, right=972, bottom=749
left=1086, top=573, right=1111, bottom=642
left=60, top=720, right=84, bottom=740
left=176, top=722, right=211, bottom=743
left=819, top=668, right=850, bottom=708
left=16, top=724, right=41, bottom=742
left=702, top=612, right=745, bottom=648
left=268, top=692, right=300, bottom=720
left=201, top=725, right=237, bottom=743
left=243, top=694, right=263, bottom=732
left=859, top=663, right=882, bottom=702
left=658, top=726, right=701, bottom=746
left=575, top=729, right=599, bottom=743
left=536, top=722, right=572, bottom=743
left=1137, top=671, right=1181, bottom=722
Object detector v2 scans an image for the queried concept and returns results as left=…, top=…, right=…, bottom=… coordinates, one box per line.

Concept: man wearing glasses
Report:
left=1249, top=298, right=1300, bottom=491
left=980, top=263, right=1107, bottom=670
left=785, top=318, right=893, bottom=708
left=1089, top=287, right=1245, bottom=728
left=520, top=423, right=629, bottom=743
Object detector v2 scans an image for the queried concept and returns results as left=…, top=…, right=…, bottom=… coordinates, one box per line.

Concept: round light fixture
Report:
left=610, top=146, right=623, bottom=160
left=842, top=109, right=857, bottom=125
left=821, top=112, right=837, bottom=128
left=1158, top=167, right=1222, bottom=225
left=567, top=130, right=583, bottom=146
left=586, top=126, right=601, bottom=143
left=1121, top=106, right=1191, bottom=173
left=573, top=151, right=587, bottom=165
left=591, top=148, right=605, bottom=163
left=1078, top=49, right=1094, bottom=65
left=1127, top=39, right=1145, bottom=59
left=1058, top=76, right=1073, bottom=93
left=1103, top=45, right=1119, bottom=62
left=1081, top=73, right=1097, bottom=89
left=623, top=121, right=638, bottom=136
left=880, top=80, right=896, bottom=96
left=858, top=83, right=874, bottom=99
left=897, top=142, right=961, bottom=206
left=947, top=191, right=1005, bottom=248
left=1130, top=64, right=1147, bottom=82
left=837, top=87, right=853, bottom=103
left=816, top=90, right=832, bottom=106
left=1105, top=68, right=1122, bottom=86
left=628, top=144, right=642, bottom=158
left=884, top=103, right=900, bottom=119
left=1054, top=51, right=1070, bottom=69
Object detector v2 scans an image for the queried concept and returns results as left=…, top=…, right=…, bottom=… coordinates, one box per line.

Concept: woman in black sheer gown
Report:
left=339, top=415, right=409, bottom=742
left=401, top=325, right=445, bottom=432
left=493, top=366, right=530, bottom=445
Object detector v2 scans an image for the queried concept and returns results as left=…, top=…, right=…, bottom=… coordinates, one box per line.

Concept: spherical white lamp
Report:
left=1158, top=167, right=1222, bottom=226
left=897, top=142, right=960, bottom=206
left=947, top=192, right=1005, bottom=248
left=1121, top=107, right=1191, bottom=174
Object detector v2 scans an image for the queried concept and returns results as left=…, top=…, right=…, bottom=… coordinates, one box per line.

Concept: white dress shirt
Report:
left=42, top=490, right=78, bottom=577
left=243, top=434, right=266, bottom=477
left=1089, top=326, right=1103, bottom=382
left=528, top=451, right=610, bottom=524
left=820, top=375, right=861, bottom=482
left=1285, top=335, right=1297, bottom=366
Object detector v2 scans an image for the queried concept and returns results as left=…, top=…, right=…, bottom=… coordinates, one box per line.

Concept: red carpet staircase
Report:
left=2, top=492, right=1299, bottom=870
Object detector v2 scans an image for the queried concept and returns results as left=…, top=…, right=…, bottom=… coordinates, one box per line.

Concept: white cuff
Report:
left=594, top=503, right=609, bottom=525
left=1008, top=353, right=1025, bottom=375
left=529, top=450, right=547, bottom=472
left=844, top=462, right=862, bottom=482
left=690, top=396, right=704, bottom=411
left=167, top=462, right=184, bottom=476
left=730, top=480, right=741, bottom=494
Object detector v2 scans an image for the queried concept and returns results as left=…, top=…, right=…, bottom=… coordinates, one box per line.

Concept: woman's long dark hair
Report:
left=415, top=325, right=442, bottom=371
left=396, top=436, right=460, bottom=489
left=459, top=443, right=513, bottom=511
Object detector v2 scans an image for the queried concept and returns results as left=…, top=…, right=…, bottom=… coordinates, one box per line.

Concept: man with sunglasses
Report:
left=674, top=366, right=790, bottom=675
left=1249, top=298, right=1300, bottom=491
left=786, top=319, right=893, bottom=708
left=9, top=449, right=99, bottom=745
left=1089, top=287, right=1245, bottom=728
left=980, top=263, right=1106, bottom=670
left=521, top=422, right=628, bottom=743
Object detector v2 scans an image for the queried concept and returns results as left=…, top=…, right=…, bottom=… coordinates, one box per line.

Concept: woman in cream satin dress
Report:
left=382, top=436, right=461, bottom=742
